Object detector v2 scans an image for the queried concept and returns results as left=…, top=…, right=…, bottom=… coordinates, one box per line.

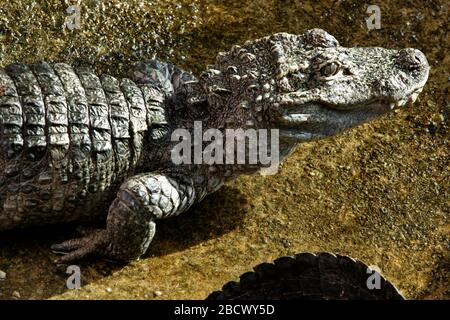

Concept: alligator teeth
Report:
left=390, top=103, right=395, bottom=110
left=409, top=92, right=419, bottom=103
left=397, top=99, right=407, bottom=107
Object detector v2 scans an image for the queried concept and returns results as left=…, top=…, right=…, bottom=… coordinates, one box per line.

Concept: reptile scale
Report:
left=0, top=29, right=429, bottom=263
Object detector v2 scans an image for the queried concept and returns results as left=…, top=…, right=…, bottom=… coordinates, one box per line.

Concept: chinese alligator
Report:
left=0, top=29, right=429, bottom=262
left=207, top=252, right=405, bottom=300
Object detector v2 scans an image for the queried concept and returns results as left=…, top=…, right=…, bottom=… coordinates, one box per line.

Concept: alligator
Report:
left=0, top=29, right=429, bottom=263
left=206, top=252, right=405, bottom=300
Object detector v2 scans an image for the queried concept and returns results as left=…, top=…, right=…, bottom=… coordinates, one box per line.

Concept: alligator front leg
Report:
left=52, top=172, right=200, bottom=263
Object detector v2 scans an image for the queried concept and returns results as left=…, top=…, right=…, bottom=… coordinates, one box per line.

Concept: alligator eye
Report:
left=320, top=62, right=340, bottom=77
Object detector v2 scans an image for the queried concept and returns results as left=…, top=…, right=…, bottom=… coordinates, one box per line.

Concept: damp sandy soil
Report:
left=0, top=0, right=448, bottom=300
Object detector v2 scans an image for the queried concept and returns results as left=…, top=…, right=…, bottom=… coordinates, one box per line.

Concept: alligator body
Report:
left=207, top=252, right=405, bottom=300
left=0, top=29, right=429, bottom=262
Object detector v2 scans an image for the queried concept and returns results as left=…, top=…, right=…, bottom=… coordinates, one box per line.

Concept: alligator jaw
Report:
left=389, top=86, right=424, bottom=110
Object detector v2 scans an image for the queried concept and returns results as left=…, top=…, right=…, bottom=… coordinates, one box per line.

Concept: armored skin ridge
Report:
left=0, top=61, right=165, bottom=227
left=206, top=252, right=405, bottom=300
left=0, top=29, right=429, bottom=263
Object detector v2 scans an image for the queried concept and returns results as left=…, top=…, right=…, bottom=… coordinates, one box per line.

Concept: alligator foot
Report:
left=51, top=229, right=109, bottom=264
left=51, top=171, right=200, bottom=263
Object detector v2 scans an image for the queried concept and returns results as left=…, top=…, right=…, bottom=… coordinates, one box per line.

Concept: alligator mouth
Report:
left=387, top=86, right=424, bottom=110
left=281, top=85, right=425, bottom=126
left=330, top=85, right=425, bottom=112
left=353, top=85, right=424, bottom=113
left=277, top=85, right=425, bottom=142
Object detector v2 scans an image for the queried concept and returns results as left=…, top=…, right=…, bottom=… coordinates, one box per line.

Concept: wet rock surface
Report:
left=0, top=0, right=448, bottom=300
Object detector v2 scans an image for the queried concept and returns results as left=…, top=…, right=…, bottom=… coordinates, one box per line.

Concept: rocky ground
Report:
left=0, top=0, right=448, bottom=300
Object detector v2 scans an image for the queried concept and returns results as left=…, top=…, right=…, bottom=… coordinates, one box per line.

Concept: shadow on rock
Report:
left=0, top=224, right=122, bottom=300
left=0, top=185, right=248, bottom=299
left=148, top=185, right=249, bottom=257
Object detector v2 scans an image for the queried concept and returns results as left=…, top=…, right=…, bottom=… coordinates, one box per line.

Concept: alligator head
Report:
left=186, top=29, right=429, bottom=160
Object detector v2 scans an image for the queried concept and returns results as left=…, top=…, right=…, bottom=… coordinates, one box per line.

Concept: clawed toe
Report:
left=51, top=238, right=89, bottom=253
left=52, top=229, right=109, bottom=264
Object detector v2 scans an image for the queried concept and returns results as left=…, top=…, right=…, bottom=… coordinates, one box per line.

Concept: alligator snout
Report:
left=380, top=48, right=430, bottom=105
left=396, top=48, right=429, bottom=71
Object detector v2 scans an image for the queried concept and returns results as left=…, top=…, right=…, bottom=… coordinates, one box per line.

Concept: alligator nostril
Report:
left=414, top=54, right=422, bottom=63
left=396, top=48, right=426, bottom=71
